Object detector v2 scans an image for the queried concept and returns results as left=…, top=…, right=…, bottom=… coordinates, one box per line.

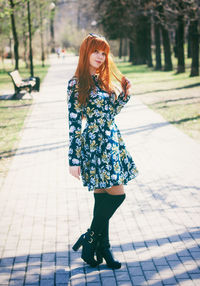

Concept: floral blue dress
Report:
left=67, top=75, right=138, bottom=191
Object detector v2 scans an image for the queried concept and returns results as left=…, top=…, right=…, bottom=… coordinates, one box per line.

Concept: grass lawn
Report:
left=0, top=60, right=50, bottom=188
left=117, top=58, right=200, bottom=143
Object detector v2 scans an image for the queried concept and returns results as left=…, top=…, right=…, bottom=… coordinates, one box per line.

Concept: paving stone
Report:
left=154, top=258, right=168, bottom=266
left=189, top=273, right=200, bottom=280
left=56, top=251, right=68, bottom=257
left=55, top=273, right=70, bottom=283
left=25, top=274, right=40, bottom=284
left=24, top=284, right=39, bottom=286
left=147, top=281, right=163, bottom=286
left=40, top=280, right=54, bottom=286
left=10, top=270, right=25, bottom=280
left=175, top=272, right=190, bottom=279
left=115, top=271, right=130, bottom=280
left=0, top=274, right=11, bottom=284
left=141, top=261, right=156, bottom=271
left=117, top=282, right=132, bottom=286
left=56, top=257, right=69, bottom=266
left=0, top=267, right=12, bottom=274
left=190, top=252, right=200, bottom=261
left=15, top=256, right=28, bottom=263
left=71, top=281, right=86, bottom=286
left=13, top=263, right=26, bottom=271
left=9, top=280, right=25, bottom=286
left=101, top=277, right=117, bottom=286
left=179, top=256, right=195, bottom=265
left=87, top=283, right=102, bottom=286
left=162, top=276, right=177, bottom=285
left=128, top=266, right=143, bottom=276
left=0, top=258, right=14, bottom=266
left=40, top=270, right=54, bottom=280
left=177, top=280, right=195, bottom=286
left=86, top=274, right=101, bottom=283
left=131, top=275, right=147, bottom=285
left=144, top=270, right=158, bottom=280
left=42, top=253, right=55, bottom=262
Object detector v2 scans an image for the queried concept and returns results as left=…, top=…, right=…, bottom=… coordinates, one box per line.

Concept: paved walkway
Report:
left=0, top=55, right=200, bottom=286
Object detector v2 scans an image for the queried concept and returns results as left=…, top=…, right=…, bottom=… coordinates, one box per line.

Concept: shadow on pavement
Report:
left=0, top=229, right=199, bottom=285
left=0, top=141, right=68, bottom=160
left=134, top=82, right=200, bottom=96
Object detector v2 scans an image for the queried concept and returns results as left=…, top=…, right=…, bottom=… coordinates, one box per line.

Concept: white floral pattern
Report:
left=67, top=75, right=139, bottom=191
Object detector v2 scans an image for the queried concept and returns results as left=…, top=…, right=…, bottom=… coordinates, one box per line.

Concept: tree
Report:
left=176, top=13, right=185, bottom=73
left=156, top=1, right=173, bottom=71
left=146, top=15, right=153, bottom=67
left=154, top=14, right=162, bottom=70
left=0, top=1, right=11, bottom=69
left=190, top=19, right=199, bottom=76
left=163, top=0, right=200, bottom=75
left=27, top=0, right=34, bottom=76
left=9, top=0, right=19, bottom=70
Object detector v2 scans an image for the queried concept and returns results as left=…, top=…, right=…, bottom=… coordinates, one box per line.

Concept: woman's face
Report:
left=89, top=49, right=106, bottom=74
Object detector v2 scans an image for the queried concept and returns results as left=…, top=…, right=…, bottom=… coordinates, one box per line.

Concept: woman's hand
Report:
left=121, top=76, right=132, bottom=98
left=69, top=166, right=81, bottom=180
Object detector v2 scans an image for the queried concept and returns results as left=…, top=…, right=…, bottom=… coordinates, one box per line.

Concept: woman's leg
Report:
left=74, top=185, right=125, bottom=268
left=94, top=188, right=107, bottom=193
left=105, top=184, right=125, bottom=195
left=91, top=185, right=126, bottom=268
left=95, top=184, right=124, bottom=194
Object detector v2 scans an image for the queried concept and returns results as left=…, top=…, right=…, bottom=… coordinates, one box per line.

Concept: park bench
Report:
left=8, top=70, right=40, bottom=98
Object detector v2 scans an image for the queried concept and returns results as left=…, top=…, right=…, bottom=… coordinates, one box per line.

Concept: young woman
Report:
left=67, top=33, right=138, bottom=269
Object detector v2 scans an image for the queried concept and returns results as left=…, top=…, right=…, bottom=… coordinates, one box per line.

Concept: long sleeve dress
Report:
left=67, top=75, right=138, bottom=191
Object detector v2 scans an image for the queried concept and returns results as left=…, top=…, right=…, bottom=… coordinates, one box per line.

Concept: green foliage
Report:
left=97, top=0, right=132, bottom=40
left=0, top=0, right=53, bottom=66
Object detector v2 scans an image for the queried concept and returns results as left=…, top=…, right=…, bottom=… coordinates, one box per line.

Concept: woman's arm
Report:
left=67, top=78, right=82, bottom=168
left=112, top=77, right=132, bottom=116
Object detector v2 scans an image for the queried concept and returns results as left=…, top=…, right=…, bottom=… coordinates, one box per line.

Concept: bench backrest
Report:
left=9, top=70, right=22, bottom=87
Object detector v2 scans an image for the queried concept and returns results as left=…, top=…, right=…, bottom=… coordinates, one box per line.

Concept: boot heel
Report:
left=96, top=249, right=103, bottom=264
left=72, top=235, right=84, bottom=251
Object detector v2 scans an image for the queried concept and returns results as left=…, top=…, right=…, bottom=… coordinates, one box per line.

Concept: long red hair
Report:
left=75, top=34, right=124, bottom=106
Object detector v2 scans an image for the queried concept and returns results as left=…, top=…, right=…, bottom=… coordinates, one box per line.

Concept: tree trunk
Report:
left=123, top=38, right=128, bottom=61
left=119, top=38, right=123, bottom=59
left=77, top=6, right=80, bottom=30
left=1, top=48, right=5, bottom=70
left=50, top=8, right=55, bottom=53
left=133, top=16, right=147, bottom=65
left=158, top=3, right=173, bottom=71
left=190, top=20, right=199, bottom=77
left=39, top=3, right=45, bottom=67
left=9, top=0, right=19, bottom=70
left=174, top=31, right=178, bottom=58
left=187, top=23, right=192, bottom=58
left=9, top=37, right=13, bottom=65
left=129, top=40, right=134, bottom=62
left=23, top=31, right=28, bottom=68
left=154, top=16, right=162, bottom=70
left=22, top=4, right=28, bottom=68
left=27, top=0, right=34, bottom=77
left=176, top=15, right=185, bottom=73
left=146, top=17, right=153, bottom=67
left=161, top=26, right=173, bottom=71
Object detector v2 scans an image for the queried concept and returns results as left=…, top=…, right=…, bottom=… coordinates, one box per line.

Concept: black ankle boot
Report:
left=96, top=234, right=121, bottom=269
left=72, top=229, right=98, bottom=267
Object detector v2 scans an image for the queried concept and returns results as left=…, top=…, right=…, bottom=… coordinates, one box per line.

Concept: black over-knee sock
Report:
left=93, top=193, right=110, bottom=247
left=90, top=193, right=126, bottom=235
